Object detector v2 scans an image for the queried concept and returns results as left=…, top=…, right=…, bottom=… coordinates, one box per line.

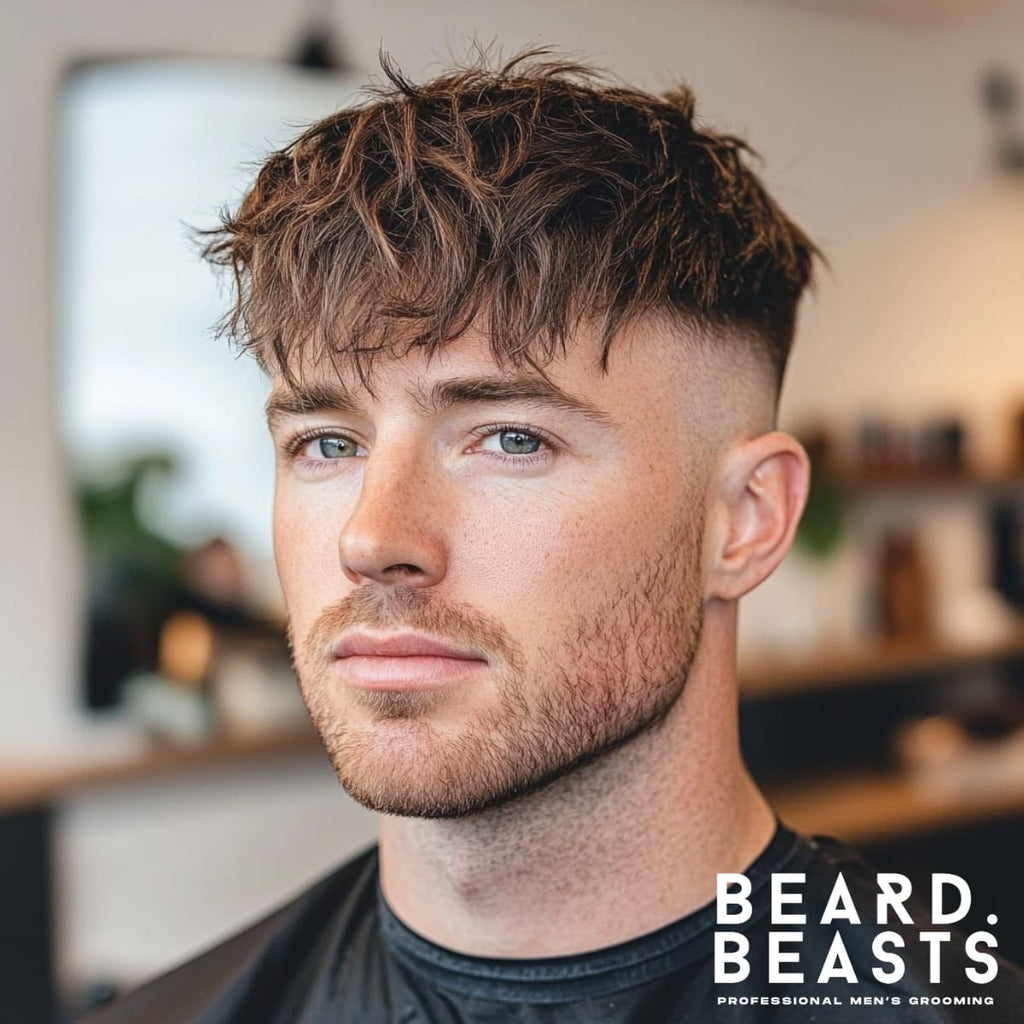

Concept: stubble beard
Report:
left=291, top=521, right=704, bottom=819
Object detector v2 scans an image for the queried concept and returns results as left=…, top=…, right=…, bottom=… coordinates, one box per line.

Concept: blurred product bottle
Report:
left=990, top=499, right=1024, bottom=611
left=879, top=529, right=933, bottom=640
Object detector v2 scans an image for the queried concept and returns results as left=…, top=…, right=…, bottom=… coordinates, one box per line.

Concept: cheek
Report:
left=272, top=487, right=346, bottom=626
left=453, top=480, right=681, bottom=635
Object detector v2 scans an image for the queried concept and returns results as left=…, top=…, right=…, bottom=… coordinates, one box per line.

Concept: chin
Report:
left=315, top=711, right=652, bottom=820
left=299, top=676, right=532, bottom=817
left=316, top=718, right=515, bottom=818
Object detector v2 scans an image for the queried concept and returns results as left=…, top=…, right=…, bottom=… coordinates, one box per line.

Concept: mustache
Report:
left=294, top=586, right=524, bottom=670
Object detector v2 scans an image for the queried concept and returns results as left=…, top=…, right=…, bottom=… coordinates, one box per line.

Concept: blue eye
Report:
left=497, top=430, right=542, bottom=455
left=283, top=429, right=367, bottom=472
left=314, top=436, right=361, bottom=458
left=479, top=429, right=546, bottom=456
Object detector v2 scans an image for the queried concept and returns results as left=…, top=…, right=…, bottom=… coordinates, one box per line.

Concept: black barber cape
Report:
left=84, top=824, right=1024, bottom=1023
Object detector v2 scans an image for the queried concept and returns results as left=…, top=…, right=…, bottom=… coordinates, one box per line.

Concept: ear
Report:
left=704, top=431, right=810, bottom=602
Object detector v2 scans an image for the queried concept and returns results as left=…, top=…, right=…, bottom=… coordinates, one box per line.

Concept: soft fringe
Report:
left=200, top=46, right=819, bottom=390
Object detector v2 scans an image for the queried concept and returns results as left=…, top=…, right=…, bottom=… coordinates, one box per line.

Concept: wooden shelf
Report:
left=740, top=624, right=1024, bottom=698
left=7, top=725, right=1024, bottom=848
left=838, top=466, right=1024, bottom=498
left=0, top=724, right=323, bottom=813
left=768, top=760, right=1024, bottom=845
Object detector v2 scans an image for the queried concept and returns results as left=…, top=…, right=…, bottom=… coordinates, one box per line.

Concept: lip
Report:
left=332, top=632, right=488, bottom=692
left=333, top=632, right=486, bottom=661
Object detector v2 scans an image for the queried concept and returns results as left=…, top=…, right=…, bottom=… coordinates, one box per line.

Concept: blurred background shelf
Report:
left=767, top=763, right=1024, bottom=844
left=5, top=720, right=1023, bottom=849
left=0, top=725, right=321, bottom=813
left=841, top=467, right=1024, bottom=497
left=740, top=619, right=1024, bottom=697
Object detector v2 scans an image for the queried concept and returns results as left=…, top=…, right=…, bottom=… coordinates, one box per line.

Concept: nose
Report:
left=338, top=442, right=448, bottom=588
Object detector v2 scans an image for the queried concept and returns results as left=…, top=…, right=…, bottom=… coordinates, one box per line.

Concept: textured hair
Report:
left=203, top=49, right=818, bottom=390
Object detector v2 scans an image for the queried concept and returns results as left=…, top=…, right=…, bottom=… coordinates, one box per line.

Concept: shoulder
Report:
left=80, top=846, right=379, bottom=1024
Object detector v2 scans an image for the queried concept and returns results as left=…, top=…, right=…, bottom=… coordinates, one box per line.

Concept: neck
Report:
left=377, top=608, right=774, bottom=957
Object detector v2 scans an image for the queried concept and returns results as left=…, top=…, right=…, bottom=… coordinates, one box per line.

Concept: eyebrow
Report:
left=266, top=374, right=615, bottom=427
left=265, top=380, right=360, bottom=425
left=414, top=376, right=614, bottom=426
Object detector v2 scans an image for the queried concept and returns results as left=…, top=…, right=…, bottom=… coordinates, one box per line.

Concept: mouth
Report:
left=331, top=632, right=488, bottom=692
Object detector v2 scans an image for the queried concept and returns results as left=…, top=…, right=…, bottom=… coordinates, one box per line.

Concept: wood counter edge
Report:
left=0, top=725, right=323, bottom=812
left=6, top=728, right=1024, bottom=848
left=767, top=768, right=1024, bottom=846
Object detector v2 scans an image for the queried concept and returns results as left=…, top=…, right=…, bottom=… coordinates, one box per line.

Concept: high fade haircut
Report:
left=203, top=48, right=818, bottom=394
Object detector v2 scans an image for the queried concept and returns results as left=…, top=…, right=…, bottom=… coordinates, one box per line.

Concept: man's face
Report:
left=270, top=325, right=712, bottom=818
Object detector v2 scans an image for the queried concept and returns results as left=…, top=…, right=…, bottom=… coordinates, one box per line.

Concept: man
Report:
left=87, top=51, right=1023, bottom=1022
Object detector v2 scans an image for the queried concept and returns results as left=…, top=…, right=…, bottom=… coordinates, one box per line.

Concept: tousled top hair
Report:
left=203, top=49, right=818, bottom=391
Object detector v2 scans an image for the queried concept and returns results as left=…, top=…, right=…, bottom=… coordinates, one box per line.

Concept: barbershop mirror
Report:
left=58, top=59, right=360, bottom=718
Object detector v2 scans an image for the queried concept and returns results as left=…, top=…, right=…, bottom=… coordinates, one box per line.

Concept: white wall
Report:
left=5, top=0, right=1024, bottom=992
left=60, top=758, right=376, bottom=986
